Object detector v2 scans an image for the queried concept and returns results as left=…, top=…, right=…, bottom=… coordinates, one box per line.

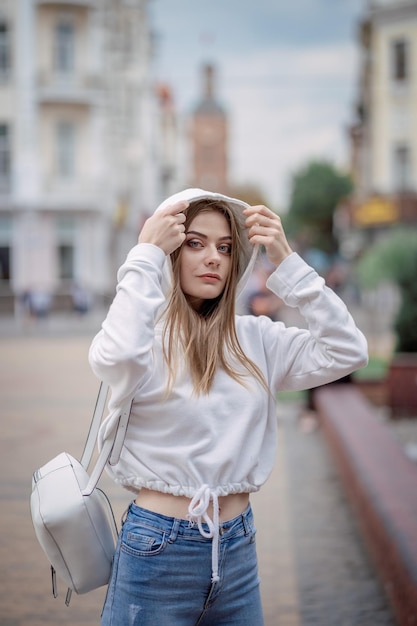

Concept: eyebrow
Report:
left=186, top=230, right=232, bottom=241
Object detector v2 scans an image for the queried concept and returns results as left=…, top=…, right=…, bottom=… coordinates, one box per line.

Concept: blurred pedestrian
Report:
left=89, top=188, right=368, bottom=625
left=299, top=257, right=352, bottom=433
left=28, top=290, right=52, bottom=319
left=71, top=283, right=91, bottom=315
left=243, top=253, right=283, bottom=320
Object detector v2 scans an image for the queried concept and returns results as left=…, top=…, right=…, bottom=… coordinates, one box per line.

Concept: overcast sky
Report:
left=149, top=0, right=366, bottom=211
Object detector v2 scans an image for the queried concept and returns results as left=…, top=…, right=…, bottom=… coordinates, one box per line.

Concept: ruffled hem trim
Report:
left=115, top=477, right=260, bottom=498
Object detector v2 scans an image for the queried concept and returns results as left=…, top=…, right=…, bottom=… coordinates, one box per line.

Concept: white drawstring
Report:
left=187, top=484, right=220, bottom=583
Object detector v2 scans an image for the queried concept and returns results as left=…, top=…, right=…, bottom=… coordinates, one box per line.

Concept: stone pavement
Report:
left=0, top=328, right=396, bottom=626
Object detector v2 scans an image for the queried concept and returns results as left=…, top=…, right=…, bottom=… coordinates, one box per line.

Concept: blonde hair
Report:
left=162, top=199, right=267, bottom=395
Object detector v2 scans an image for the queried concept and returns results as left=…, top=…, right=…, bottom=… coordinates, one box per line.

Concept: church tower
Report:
left=189, top=64, right=228, bottom=193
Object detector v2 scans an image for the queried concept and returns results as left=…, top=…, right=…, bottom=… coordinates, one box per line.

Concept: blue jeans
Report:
left=101, top=501, right=264, bottom=626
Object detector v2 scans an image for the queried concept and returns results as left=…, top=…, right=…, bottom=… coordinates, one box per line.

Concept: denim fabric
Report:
left=101, top=502, right=264, bottom=626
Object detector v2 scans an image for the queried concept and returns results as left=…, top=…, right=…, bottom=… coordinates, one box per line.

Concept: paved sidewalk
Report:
left=262, top=402, right=396, bottom=626
left=0, top=333, right=396, bottom=625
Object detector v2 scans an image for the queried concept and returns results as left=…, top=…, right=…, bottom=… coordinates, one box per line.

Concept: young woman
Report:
left=89, top=189, right=368, bottom=626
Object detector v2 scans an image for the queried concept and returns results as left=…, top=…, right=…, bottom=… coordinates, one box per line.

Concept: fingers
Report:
left=243, top=205, right=292, bottom=266
left=243, top=205, right=280, bottom=229
left=164, top=206, right=187, bottom=246
left=138, top=200, right=189, bottom=254
left=167, top=203, right=187, bottom=236
left=243, top=206, right=283, bottom=243
left=160, top=201, right=187, bottom=236
left=162, top=200, right=189, bottom=218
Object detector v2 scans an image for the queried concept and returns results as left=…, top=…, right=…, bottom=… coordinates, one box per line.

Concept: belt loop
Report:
left=168, top=517, right=180, bottom=543
left=242, top=507, right=251, bottom=536
left=121, top=502, right=132, bottom=527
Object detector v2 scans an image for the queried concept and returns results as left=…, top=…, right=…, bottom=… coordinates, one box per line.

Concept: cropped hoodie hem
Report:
left=115, top=477, right=260, bottom=498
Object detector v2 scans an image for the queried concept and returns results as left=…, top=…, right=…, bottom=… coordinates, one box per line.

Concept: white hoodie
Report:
left=89, top=189, right=368, bottom=580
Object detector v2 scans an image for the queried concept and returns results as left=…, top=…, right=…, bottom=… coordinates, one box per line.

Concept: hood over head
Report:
left=155, top=188, right=259, bottom=301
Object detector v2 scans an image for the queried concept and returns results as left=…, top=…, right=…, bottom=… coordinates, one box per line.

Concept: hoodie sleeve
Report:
left=89, top=243, right=167, bottom=409
left=260, top=252, right=368, bottom=392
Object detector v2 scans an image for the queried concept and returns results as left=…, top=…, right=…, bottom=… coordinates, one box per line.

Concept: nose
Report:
left=204, top=244, right=221, bottom=266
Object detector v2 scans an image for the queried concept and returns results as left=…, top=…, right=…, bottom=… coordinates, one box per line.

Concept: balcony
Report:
left=37, top=71, right=102, bottom=106
left=36, top=1, right=97, bottom=7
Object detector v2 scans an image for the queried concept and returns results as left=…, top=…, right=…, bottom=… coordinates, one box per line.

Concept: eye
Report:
left=218, top=244, right=232, bottom=255
left=186, top=239, right=203, bottom=249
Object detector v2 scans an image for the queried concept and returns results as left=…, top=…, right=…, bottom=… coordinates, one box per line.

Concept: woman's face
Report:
left=179, top=210, right=232, bottom=311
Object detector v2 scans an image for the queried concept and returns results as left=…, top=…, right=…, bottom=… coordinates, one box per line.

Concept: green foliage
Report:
left=356, top=229, right=417, bottom=353
left=353, top=355, right=389, bottom=380
left=285, top=160, right=353, bottom=254
left=356, top=229, right=417, bottom=289
left=277, top=389, right=307, bottom=403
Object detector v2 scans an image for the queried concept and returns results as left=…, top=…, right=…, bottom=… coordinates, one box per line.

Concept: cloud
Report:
left=150, top=0, right=363, bottom=208
left=220, top=42, right=359, bottom=208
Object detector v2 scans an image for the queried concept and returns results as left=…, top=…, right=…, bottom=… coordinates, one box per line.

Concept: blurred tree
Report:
left=356, top=229, right=417, bottom=353
left=284, top=160, right=353, bottom=255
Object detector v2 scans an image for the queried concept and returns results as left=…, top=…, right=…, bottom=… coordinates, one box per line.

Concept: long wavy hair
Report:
left=162, top=199, right=267, bottom=395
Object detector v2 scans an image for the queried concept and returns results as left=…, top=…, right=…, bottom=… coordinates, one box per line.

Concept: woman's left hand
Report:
left=244, top=205, right=293, bottom=267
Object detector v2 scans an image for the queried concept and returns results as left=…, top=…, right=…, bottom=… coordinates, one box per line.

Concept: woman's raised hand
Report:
left=244, top=205, right=293, bottom=267
left=138, top=201, right=188, bottom=255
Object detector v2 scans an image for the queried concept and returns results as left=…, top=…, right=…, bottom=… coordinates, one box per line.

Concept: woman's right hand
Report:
left=138, top=201, right=188, bottom=255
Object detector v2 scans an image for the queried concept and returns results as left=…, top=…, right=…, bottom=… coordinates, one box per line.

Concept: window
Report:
left=0, top=246, right=10, bottom=281
left=56, top=216, right=75, bottom=280
left=0, top=19, right=11, bottom=82
left=56, top=121, right=75, bottom=178
left=58, top=244, right=74, bottom=280
left=54, top=18, right=74, bottom=74
left=0, top=124, right=11, bottom=191
left=393, top=144, right=412, bottom=191
left=0, top=216, right=12, bottom=283
left=392, top=39, right=409, bottom=82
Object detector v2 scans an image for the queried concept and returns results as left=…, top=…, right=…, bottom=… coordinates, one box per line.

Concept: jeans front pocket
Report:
left=121, top=522, right=168, bottom=557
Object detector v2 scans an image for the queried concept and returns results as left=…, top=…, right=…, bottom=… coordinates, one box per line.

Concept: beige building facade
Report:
left=349, top=0, right=417, bottom=229
left=0, top=0, right=169, bottom=314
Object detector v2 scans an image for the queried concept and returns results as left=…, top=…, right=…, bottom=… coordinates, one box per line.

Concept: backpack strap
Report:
left=79, top=382, right=132, bottom=497
left=80, top=381, right=109, bottom=469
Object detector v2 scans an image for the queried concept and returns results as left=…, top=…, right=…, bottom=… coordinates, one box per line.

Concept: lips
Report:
left=198, top=273, right=221, bottom=282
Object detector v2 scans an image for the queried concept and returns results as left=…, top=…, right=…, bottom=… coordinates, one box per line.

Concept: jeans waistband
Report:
left=126, top=500, right=254, bottom=542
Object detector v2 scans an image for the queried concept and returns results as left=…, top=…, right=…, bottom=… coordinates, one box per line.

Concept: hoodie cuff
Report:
left=266, top=252, right=319, bottom=304
left=116, top=243, right=167, bottom=284
left=125, top=243, right=167, bottom=267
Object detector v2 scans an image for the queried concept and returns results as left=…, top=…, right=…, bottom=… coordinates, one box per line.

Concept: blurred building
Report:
left=346, top=0, right=417, bottom=235
left=155, top=82, right=178, bottom=201
left=0, top=0, right=173, bottom=314
left=189, top=63, right=228, bottom=194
